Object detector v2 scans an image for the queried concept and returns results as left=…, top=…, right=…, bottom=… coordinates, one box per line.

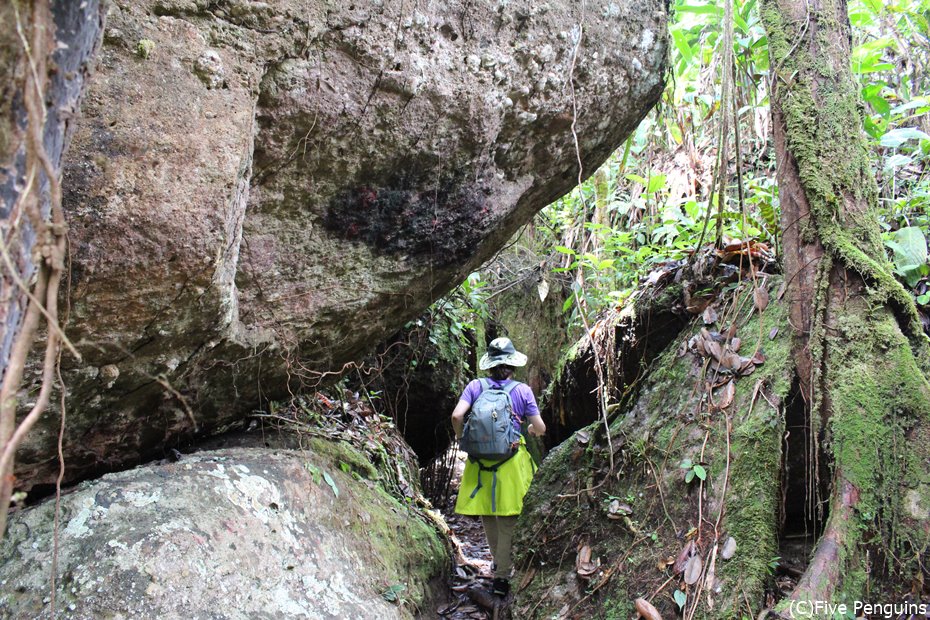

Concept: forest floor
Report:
left=436, top=450, right=502, bottom=620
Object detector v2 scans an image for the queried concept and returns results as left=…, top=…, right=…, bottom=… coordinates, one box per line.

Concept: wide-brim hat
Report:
left=479, top=337, right=528, bottom=370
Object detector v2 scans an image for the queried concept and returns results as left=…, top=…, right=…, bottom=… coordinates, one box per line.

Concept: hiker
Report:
left=451, top=337, right=546, bottom=599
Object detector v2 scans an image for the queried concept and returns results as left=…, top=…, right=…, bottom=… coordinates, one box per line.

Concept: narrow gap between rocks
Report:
left=426, top=445, right=498, bottom=620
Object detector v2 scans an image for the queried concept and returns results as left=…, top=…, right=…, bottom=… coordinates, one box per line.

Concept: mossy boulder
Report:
left=513, top=279, right=796, bottom=618
left=0, top=442, right=447, bottom=619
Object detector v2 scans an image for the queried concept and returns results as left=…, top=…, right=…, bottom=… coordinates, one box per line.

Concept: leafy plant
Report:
left=304, top=462, right=339, bottom=497
left=304, top=462, right=322, bottom=484
left=136, top=39, right=155, bottom=59
left=381, top=583, right=406, bottom=604
left=679, top=458, right=708, bottom=484
left=885, top=226, right=928, bottom=287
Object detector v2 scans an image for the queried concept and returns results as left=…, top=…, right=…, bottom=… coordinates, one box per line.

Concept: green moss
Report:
left=761, top=0, right=929, bottom=356
left=306, top=437, right=374, bottom=476
left=302, top=436, right=447, bottom=611
left=760, top=0, right=930, bottom=601
left=602, top=596, right=634, bottom=619
left=136, top=39, right=156, bottom=59
left=515, top=283, right=796, bottom=618
left=825, top=304, right=930, bottom=581
left=0, top=115, right=10, bottom=162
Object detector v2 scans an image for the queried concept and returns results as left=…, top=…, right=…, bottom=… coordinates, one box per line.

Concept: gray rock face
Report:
left=0, top=446, right=447, bottom=619
left=18, top=0, right=668, bottom=488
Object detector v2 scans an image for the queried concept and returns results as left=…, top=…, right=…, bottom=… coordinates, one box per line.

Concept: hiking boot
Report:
left=491, top=577, right=510, bottom=598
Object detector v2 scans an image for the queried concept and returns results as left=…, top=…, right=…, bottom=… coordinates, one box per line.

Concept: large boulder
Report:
left=18, top=0, right=668, bottom=488
left=0, top=442, right=448, bottom=619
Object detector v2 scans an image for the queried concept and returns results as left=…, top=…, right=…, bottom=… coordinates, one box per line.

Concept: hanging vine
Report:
left=0, top=0, right=76, bottom=539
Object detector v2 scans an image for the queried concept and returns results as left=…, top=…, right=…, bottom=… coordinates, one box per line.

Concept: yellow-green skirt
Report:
left=454, top=438, right=537, bottom=516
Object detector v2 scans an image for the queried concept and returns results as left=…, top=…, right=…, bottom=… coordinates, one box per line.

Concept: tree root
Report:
left=787, top=475, right=859, bottom=608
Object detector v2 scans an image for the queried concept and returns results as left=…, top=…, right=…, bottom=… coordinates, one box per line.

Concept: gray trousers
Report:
left=481, top=515, right=518, bottom=579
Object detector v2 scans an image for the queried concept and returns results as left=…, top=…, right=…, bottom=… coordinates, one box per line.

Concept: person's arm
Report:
left=521, top=385, right=546, bottom=436
left=527, top=414, right=546, bottom=437
left=451, top=399, right=470, bottom=439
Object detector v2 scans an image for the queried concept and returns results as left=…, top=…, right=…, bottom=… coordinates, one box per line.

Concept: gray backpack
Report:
left=460, top=379, right=522, bottom=460
left=460, top=379, right=523, bottom=512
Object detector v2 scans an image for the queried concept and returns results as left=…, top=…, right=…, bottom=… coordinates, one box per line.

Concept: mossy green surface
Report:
left=0, top=442, right=449, bottom=619
left=514, top=282, right=795, bottom=619
left=759, top=2, right=925, bottom=346
left=760, top=0, right=930, bottom=603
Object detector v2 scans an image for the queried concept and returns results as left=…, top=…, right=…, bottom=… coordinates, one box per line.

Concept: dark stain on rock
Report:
left=324, top=168, right=492, bottom=265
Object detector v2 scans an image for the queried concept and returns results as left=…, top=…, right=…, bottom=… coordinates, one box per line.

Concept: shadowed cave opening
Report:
left=777, top=377, right=829, bottom=583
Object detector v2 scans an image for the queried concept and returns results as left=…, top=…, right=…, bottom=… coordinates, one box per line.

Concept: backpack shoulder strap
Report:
left=478, top=378, right=491, bottom=392
left=502, top=380, right=521, bottom=395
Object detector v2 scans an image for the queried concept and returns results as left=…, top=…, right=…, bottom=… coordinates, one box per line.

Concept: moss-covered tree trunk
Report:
left=513, top=3, right=929, bottom=616
left=762, top=0, right=930, bottom=605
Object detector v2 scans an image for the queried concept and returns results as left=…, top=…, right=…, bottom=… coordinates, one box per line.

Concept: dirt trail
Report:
left=436, top=450, right=500, bottom=619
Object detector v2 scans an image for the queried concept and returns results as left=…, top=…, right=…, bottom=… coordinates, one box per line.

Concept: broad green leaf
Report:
left=685, top=469, right=695, bottom=483
left=863, top=86, right=891, bottom=116
left=674, top=590, right=687, bottom=610
left=647, top=174, right=668, bottom=194
left=890, top=227, right=927, bottom=267
left=381, top=584, right=405, bottom=603
left=693, top=464, right=707, bottom=481
left=322, top=471, right=339, bottom=498
left=864, top=115, right=888, bottom=139
left=677, top=4, right=723, bottom=16
left=856, top=62, right=894, bottom=74
left=887, top=227, right=928, bottom=287
left=890, top=98, right=930, bottom=116
left=884, top=154, right=913, bottom=169
left=734, top=11, right=749, bottom=33
left=880, top=127, right=930, bottom=148
left=671, top=28, right=695, bottom=64
left=304, top=462, right=322, bottom=484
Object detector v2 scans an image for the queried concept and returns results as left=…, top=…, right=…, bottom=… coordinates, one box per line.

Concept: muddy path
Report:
left=434, top=450, right=506, bottom=620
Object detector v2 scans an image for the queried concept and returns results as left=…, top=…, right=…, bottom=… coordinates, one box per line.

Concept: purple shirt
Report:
left=459, top=378, right=541, bottom=433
